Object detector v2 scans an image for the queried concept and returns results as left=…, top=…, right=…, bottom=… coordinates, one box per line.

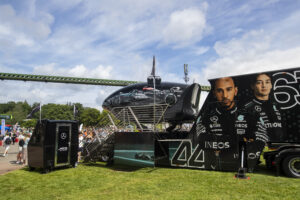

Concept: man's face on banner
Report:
left=214, top=77, right=238, bottom=110
left=253, top=74, right=272, bottom=100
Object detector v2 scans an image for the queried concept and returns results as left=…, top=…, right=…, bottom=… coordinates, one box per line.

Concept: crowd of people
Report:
left=77, top=126, right=118, bottom=162
left=1, top=124, right=128, bottom=166
left=0, top=128, right=32, bottom=165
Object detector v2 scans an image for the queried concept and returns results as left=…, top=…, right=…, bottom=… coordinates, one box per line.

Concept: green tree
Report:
left=0, top=101, right=15, bottom=113
left=5, top=101, right=30, bottom=124
left=41, top=104, right=73, bottom=120
left=98, top=109, right=121, bottom=127
left=80, top=108, right=101, bottom=126
left=21, top=119, right=37, bottom=128
left=22, top=100, right=31, bottom=115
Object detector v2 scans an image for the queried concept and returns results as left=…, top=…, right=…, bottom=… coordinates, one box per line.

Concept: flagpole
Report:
left=39, top=102, right=42, bottom=123
left=73, top=104, right=76, bottom=119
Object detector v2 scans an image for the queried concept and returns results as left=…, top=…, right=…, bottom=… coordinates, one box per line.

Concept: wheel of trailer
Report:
left=282, top=155, right=300, bottom=178
left=101, top=155, right=109, bottom=162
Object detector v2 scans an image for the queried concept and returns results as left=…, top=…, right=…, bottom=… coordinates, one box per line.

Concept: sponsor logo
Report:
left=211, top=129, right=223, bottom=132
left=237, top=115, right=244, bottom=121
left=265, top=122, right=282, bottom=128
left=237, top=129, right=246, bottom=135
left=248, top=153, right=257, bottom=159
left=255, top=105, right=262, bottom=112
left=277, top=116, right=281, bottom=120
left=58, top=147, right=68, bottom=152
left=61, top=132, right=67, bottom=140
left=235, top=124, right=248, bottom=128
left=248, top=151, right=261, bottom=159
left=209, top=123, right=221, bottom=128
left=210, top=116, right=218, bottom=123
left=205, top=141, right=230, bottom=149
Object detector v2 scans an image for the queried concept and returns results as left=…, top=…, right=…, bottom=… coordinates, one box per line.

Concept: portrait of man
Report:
left=213, top=77, right=238, bottom=110
left=244, top=73, right=284, bottom=142
left=252, top=73, right=272, bottom=101
left=195, top=77, right=239, bottom=137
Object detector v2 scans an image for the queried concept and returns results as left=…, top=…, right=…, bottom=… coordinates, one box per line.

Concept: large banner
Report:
left=166, top=67, right=300, bottom=171
left=200, top=67, right=300, bottom=143
left=114, top=68, right=300, bottom=172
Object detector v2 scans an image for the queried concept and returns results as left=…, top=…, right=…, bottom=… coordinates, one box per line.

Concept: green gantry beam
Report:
left=0, top=72, right=211, bottom=91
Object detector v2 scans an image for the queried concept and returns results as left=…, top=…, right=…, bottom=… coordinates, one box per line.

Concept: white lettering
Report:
left=235, top=124, right=248, bottom=128
left=58, top=147, right=68, bottom=152
left=205, top=141, right=230, bottom=149
left=265, top=122, right=282, bottom=128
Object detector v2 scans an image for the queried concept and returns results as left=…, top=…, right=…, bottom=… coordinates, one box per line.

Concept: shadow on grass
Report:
left=250, top=164, right=284, bottom=177
left=20, top=165, right=77, bottom=174
left=80, top=160, right=284, bottom=177
left=20, top=167, right=44, bottom=174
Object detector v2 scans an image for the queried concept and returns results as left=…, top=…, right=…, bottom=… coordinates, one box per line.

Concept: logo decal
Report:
left=61, top=132, right=67, bottom=140
left=210, top=116, right=218, bottom=123
left=255, top=105, right=262, bottom=112
left=237, top=115, right=244, bottom=121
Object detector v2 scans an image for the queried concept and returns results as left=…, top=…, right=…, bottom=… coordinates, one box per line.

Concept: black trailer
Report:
left=109, top=67, right=300, bottom=178
left=28, top=120, right=78, bottom=173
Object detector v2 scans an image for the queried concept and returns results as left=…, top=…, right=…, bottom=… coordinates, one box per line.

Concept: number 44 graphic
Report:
left=171, top=140, right=205, bottom=169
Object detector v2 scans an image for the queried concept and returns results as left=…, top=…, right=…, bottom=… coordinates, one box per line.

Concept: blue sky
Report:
left=0, top=0, right=300, bottom=109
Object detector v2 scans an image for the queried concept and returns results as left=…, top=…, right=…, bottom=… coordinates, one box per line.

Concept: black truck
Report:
left=109, top=67, right=300, bottom=178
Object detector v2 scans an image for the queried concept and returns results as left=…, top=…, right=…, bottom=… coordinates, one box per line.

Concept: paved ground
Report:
left=0, top=144, right=26, bottom=175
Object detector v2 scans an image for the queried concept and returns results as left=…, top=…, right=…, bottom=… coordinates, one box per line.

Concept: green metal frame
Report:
left=0, top=72, right=211, bottom=91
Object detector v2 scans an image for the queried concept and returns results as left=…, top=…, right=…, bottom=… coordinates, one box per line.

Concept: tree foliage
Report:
left=21, top=119, right=37, bottom=128
left=0, top=101, right=114, bottom=128
left=41, top=104, right=73, bottom=120
left=80, top=108, right=101, bottom=126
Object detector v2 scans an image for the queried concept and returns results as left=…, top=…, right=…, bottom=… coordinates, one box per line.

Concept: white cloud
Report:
left=47, top=0, right=83, bottom=11
left=0, top=79, right=117, bottom=110
left=201, top=29, right=300, bottom=81
left=33, top=63, right=114, bottom=79
left=1, top=1, right=300, bottom=110
left=0, top=4, right=52, bottom=52
left=193, top=46, right=210, bottom=55
left=162, top=6, right=208, bottom=48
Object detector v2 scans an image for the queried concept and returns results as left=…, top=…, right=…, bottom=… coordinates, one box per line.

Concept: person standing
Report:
left=12, top=132, right=17, bottom=145
left=2, top=133, right=12, bottom=157
left=21, top=134, right=30, bottom=165
left=16, top=134, right=25, bottom=164
left=78, top=133, right=84, bottom=162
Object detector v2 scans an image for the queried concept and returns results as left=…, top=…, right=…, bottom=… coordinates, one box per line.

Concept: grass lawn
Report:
left=0, top=162, right=299, bottom=200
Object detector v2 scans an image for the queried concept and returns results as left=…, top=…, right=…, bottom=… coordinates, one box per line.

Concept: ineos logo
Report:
left=61, top=132, right=67, bottom=140
left=210, top=116, right=218, bottom=123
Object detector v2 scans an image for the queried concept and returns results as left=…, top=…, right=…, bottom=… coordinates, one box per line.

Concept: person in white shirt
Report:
left=78, top=133, right=84, bottom=162
left=2, top=134, right=12, bottom=157
left=16, top=134, right=25, bottom=164
left=21, top=134, right=30, bottom=165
